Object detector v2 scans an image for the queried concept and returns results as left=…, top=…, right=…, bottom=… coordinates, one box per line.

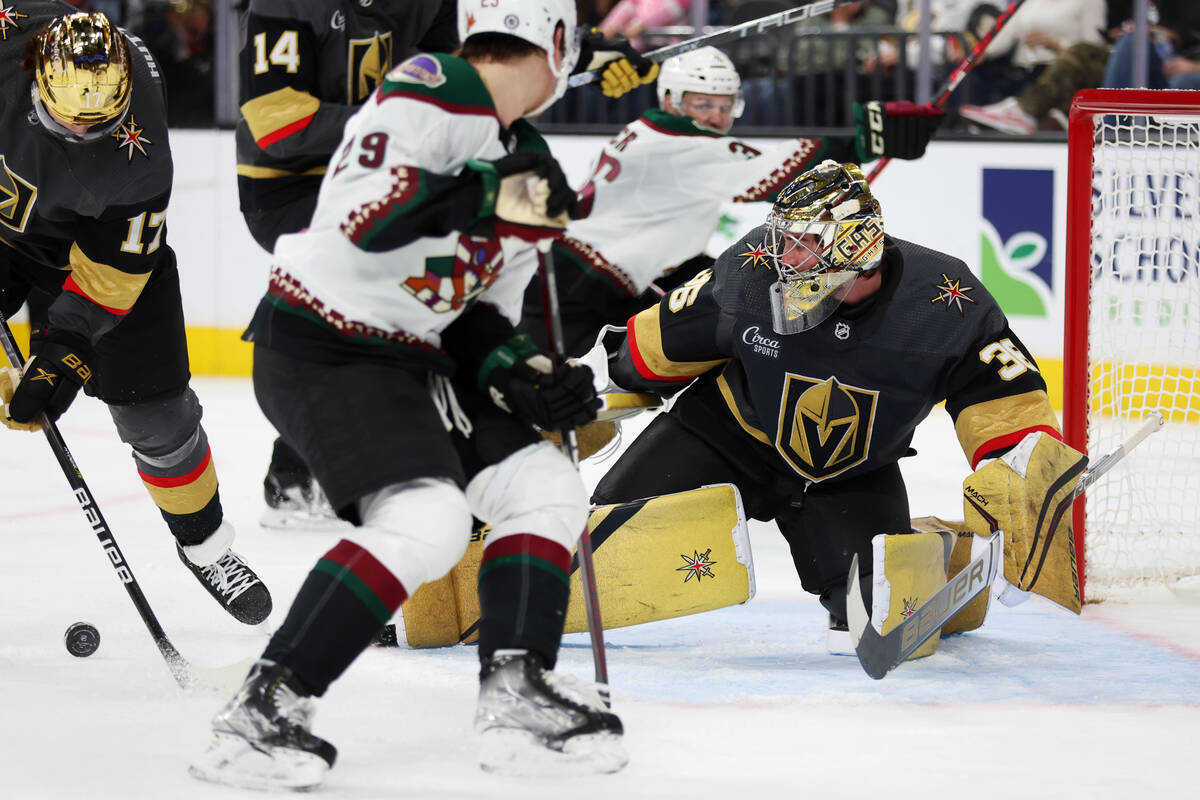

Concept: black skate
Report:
left=177, top=545, right=273, bottom=625
left=261, top=471, right=344, bottom=531
left=476, top=649, right=627, bottom=775
left=189, top=660, right=336, bottom=791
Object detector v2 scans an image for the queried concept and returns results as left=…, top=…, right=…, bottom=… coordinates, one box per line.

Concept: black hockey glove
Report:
left=6, top=330, right=93, bottom=425
left=854, top=100, right=945, bottom=161
left=479, top=335, right=599, bottom=432
left=574, top=29, right=660, bottom=99
left=467, top=152, right=580, bottom=243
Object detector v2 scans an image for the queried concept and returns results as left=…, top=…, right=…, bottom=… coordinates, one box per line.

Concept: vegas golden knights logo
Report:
left=775, top=374, right=878, bottom=481
left=348, top=32, right=395, bottom=104
left=0, top=155, right=38, bottom=234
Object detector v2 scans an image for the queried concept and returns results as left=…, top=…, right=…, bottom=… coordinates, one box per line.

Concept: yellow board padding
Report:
left=962, top=433, right=1085, bottom=614
left=910, top=516, right=990, bottom=635
left=1089, top=361, right=1199, bottom=424
left=870, top=531, right=949, bottom=660
left=400, top=484, right=754, bottom=648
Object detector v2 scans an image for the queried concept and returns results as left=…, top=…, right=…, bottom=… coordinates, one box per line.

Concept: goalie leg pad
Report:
left=909, top=517, right=991, bottom=635
left=963, top=433, right=1087, bottom=613
left=871, top=531, right=950, bottom=660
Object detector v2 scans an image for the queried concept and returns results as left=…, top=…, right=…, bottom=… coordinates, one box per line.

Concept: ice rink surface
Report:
left=2, top=377, right=1198, bottom=799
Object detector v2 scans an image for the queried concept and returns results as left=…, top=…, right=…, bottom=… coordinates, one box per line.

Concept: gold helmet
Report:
left=764, top=160, right=885, bottom=334
left=31, top=12, right=132, bottom=142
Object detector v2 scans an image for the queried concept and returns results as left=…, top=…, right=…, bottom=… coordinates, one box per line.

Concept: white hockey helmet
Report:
left=458, top=0, right=579, bottom=116
left=655, top=46, right=744, bottom=118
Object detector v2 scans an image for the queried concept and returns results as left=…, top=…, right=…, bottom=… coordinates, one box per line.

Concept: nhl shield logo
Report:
left=775, top=374, right=878, bottom=481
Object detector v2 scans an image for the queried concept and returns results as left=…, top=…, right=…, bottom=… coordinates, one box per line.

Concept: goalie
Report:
left=588, top=159, right=1086, bottom=655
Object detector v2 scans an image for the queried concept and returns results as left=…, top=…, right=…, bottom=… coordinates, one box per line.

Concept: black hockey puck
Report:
left=64, top=622, right=101, bottom=658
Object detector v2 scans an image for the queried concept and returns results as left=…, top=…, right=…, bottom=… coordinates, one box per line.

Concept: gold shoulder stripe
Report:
left=66, top=243, right=151, bottom=314
left=629, top=304, right=727, bottom=380
left=236, top=164, right=328, bottom=179
left=954, top=390, right=1061, bottom=467
left=240, top=87, right=322, bottom=149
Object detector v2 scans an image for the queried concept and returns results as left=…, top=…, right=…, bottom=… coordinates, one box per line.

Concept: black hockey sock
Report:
left=477, top=533, right=571, bottom=670
left=268, top=437, right=311, bottom=485
left=263, top=539, right=408, bottom=696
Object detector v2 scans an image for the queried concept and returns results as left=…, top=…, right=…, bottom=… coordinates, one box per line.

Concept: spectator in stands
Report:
left=599, top=0, right=694, bottom=51
left=1102, top=0, right=1200, bottom=90
left=131, top=0, right=215, bottom=127
left=954, top=0, right=1107, bottom=134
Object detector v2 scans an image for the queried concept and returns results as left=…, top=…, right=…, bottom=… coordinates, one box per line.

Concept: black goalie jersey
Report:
left=611, top=230, right=1063, bottom=486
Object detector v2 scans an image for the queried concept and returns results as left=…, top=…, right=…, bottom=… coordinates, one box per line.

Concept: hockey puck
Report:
left=64, top=622, right=101, bottom=658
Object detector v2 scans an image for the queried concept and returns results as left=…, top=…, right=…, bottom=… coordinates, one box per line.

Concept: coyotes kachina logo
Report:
left=403, top=235, right=503, bottom=313
left=677, top=549, right=716, bottom=583
left=775, top=373, right=877, bottom=481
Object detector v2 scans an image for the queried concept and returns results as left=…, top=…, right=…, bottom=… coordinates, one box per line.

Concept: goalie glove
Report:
left=574, top=30, right=660, bottom=98
left=467, top=152, right=579, bottom=243
left=479, top=335, right=599, bottom=432
left=4, top=331, right=93, bottom=426
left=854, top=100, right=945, bottom=161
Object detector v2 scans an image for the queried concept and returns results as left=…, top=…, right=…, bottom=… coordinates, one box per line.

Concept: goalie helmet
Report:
left=31, top=12, right=133, bottom=143
left=655, top=47, right=744, bottom=119
left=458, top=0, right=579, bottom=117
left=764, top=160, right=885, bottom=335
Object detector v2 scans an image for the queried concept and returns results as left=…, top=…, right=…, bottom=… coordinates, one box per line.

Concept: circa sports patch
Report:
left=386, top=54, right=447, bottom=88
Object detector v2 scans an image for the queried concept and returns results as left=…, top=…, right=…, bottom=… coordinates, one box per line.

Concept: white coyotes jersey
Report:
left=271, top=53, right=539, bottom=349
left=566, top=108, right=826, bottom=294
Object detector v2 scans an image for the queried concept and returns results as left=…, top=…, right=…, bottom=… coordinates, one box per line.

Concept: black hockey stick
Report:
left=536, top=240, right=611, bottom=697
left=846, top=411, right=1165, bottom=679
left=0, top=310, right=195, bottom=689
left=866, top=0, right=1029, bottom=182
left=567, top=0, right=856, bottom=89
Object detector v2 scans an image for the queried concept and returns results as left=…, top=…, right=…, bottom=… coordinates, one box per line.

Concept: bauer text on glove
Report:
left=575, top=30, right=659, bottom=99
left=854, top=100, right=945, bottom=161
left=6, top=331, right=93, bottom=425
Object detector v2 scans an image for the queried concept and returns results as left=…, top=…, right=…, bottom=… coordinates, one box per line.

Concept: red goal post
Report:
left=1064, top=89, right=1200, bottom=601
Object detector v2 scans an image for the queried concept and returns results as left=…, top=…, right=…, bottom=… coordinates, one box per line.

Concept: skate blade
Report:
left=479, top=728, right=628, bottom=776
left=188, top=731, right=330, bottom=791
left=259, top=508, right=350, bottom=532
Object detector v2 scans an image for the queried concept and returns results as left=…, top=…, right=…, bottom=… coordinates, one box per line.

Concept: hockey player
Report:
left=0, top=6, right=272, bottom=626
left=589, top=160, right=1083, bottom=649
left=189, top=0, right=623, bottom=789
left=238, top=0, right=659, bottom=527
left=519, top=46, right=945, bottom=357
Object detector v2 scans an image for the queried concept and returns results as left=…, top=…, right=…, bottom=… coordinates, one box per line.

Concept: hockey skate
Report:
left=476, top=649, right=627, bottom=776
left=827, top=613, right=854, bottom=656
left=177, top=542, right=273, bottom=625
left=189, top=659, right=336, bottom=791
left=260, top=471, right=346, bottom=531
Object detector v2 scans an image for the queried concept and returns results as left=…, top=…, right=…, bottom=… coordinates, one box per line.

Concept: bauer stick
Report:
left=0, top=310, right=195, bottom=689
left=568, top=0, right=857, bottom=89
left=866, top=0, right=1029, bottom=182
left=535, top=239, right=610, bottom=696
left=846, top=410, right=1165, bottom=679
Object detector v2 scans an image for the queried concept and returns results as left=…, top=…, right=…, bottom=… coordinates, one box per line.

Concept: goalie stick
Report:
left=568, top=0, right=856, bottom=89
left=846, top=411, right=1166, bottom=680
left=536, top=240, right=611, bottom=698
left=0, top=310, right=196, bottom=688
left=867, top=0, right=1029, bottom=182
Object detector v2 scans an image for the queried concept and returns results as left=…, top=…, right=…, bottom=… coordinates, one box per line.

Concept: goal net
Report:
left=1065, top=89, right=1200, bottom=602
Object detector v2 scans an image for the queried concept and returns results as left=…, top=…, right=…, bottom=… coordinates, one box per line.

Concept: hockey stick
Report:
left=866, top=0, right=1029, bottom=182
left=0, top=310, right=195, bottom=689
left=568, top=0, right=856, bottom=89
left=846, top=411, right=1165, bottom=679
left=536, top=240, right=611, bottom=697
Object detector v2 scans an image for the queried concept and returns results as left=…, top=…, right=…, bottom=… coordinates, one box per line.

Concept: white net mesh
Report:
left=1084, top=110, right=1200, bottom=600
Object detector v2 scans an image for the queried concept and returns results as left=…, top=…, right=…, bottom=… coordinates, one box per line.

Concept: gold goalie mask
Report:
left=30, top=12, right=133, bottom=143
left=765, top=160, right=885, bottom=335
